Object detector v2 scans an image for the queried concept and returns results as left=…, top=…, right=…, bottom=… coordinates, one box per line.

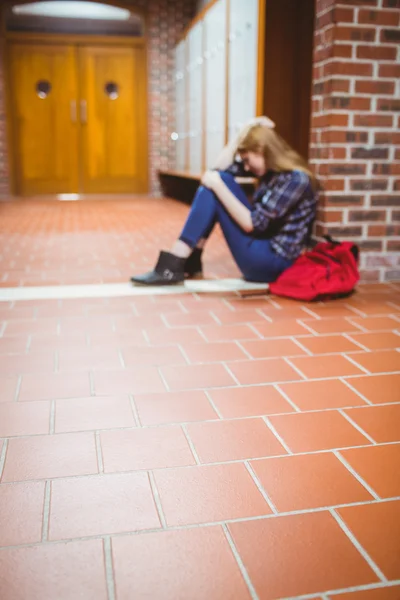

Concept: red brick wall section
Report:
left=310, top=0, right=400, bottom=282
left=0, top=0, right=197, bottom=197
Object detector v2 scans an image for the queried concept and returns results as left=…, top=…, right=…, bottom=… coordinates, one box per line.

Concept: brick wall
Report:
left=310, top=0, right=400, bottom=282
left=0, top=0, right=197, bottom=197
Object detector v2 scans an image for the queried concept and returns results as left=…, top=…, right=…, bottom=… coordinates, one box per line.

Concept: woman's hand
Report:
left=201, top=170, right=222, bottom=192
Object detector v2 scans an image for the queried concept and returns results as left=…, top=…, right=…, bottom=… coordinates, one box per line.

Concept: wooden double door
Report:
left=8, top=40, right=148, bottom=195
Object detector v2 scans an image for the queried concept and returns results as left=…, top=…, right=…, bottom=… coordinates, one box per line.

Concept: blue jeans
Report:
left=179, top=172, right=292, bottom=283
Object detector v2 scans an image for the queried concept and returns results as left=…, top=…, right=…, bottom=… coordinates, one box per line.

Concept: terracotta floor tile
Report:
left=144, top=327, right=205, bottom=345
left=0, top=336, right=29, bottom=354
left=112, top=314, right=165, bottom=330
left=28, top=332, right=88, bottom=352
left=0, top=376, right=18, bottom=403
left=200, top=324, right=259, bottom=342
left=349, top=316, right=400, bottom=331
left=338, top=500, right=400, bottom=579
left=54, top=395, right=135, bottom=433
left=0, top=352, right=56, bottom=375
left=3, top=317, right=59, bottom=336
left=121, top=344, right=185, bottom=367
left=251, top=453, right=373, bottom=512
left=154, top=463, right=271, bottom=526
left=186, top=418, right=287, bottom=463
left=269, top=411, right=371, bottom=452
left=0, top=401, right=50, bottom=437
left=240, top=338, right=306, bottom=359
left=328, top=585, right=400, bottom=599
left=112, top=527, right=251, bottom=600
left=161, top=363, right=234, bottom=391
left=58, top=316, right=114, bottom=334
left=227, top=358, right=301, bottom=385
left=0, top=481, right=45, bottom=546
left=344, top=404, right=400, bottom=443
left=302, top=318, right=364, bottom=335
left=100, top=426, right=196, bottom=471
left=49, top=472, right=160, bottom=540
left=211, top=308, right=267, bottom=325
left=349, top=332, right=400, bottom=350
left=89, top=329, right=147, bottom=346
left=163, top=310, right=216, bottom=327
left=209, top=385, right=295, bottom=418
left=345, top=374, right=400, bottom=404
left=2, top=432, right=98, bottom=482
left=290, top=355, right=364, bottom=378
left=228, top=512, right=378, bottom=599
left=340, top=444, right=400, bottom=498
left=18, top=372, right=91, bottom=402
left=134, top=390, right=218, bottom=425
left=351, top=303, right=398, bottom=316
left=93, top=367, right=166, bottom=395
left=181, top=341, right=247, bottom=363
left=304, top=305, right=361, bottom=319
left=297, top=334, right=362, bottom=354
left=252, top=319, right=311, bottom=338
left=349, top=350, right=400, bottom=374
left=279, top=379, right=367, bottom=410
left=0, top=540, right=108, bottom=600
left=57, top=347, right=122, bottom=371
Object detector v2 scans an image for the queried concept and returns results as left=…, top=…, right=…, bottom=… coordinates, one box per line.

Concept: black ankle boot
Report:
left=185, top=248, right=203, bottom=279
left=131, top=251, right=186, bottom=285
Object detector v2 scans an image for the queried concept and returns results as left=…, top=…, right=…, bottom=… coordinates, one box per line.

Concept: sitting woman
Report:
left=131, top=119, right=318, bottom=285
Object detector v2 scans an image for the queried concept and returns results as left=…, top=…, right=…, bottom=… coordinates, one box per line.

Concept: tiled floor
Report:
left=0, top=197, right=400, bottom=600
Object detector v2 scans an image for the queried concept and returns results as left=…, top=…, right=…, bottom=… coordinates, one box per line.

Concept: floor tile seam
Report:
left=1, top=500, right=400, bottom=551
left=279, top=581, right=400, bottom=600
left=222, top=523, right=260, bottom=600
left=180, top=424, right=201, bottom=466
left=330, top=508, right=388, bottom=582
left=338, top=410, right=378, bottom=445
left=244, top=461, right=279, bottom=514
left=41, top=481, right=51, bottom=542
left=147, top=471, right=167, bottom=529
left=103, top=537, right=116, bottom=600
left=334, top=451, right=380, bottom=501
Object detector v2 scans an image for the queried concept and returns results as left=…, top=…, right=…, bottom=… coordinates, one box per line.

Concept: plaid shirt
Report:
left=226, top=163, right=317, bottom=261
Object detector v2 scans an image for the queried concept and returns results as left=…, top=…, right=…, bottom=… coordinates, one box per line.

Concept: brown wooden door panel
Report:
left=79, top=45, right=148, bottom=194
left=9, top=43, right=79, bottom=195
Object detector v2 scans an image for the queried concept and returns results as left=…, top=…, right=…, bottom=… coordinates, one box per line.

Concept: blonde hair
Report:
left=237, top=124, right=317, bottom=189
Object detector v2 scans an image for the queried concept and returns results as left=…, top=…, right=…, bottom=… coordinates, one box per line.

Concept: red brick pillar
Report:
left=310, top=0, right=400, bottom=282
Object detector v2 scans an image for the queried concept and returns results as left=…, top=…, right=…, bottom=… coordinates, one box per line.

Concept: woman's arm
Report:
left=201, top=171, right=254, bottom=232
left=212, top=116, right=275, bottom=170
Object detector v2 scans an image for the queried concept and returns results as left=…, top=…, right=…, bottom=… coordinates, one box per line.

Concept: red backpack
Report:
left=269, top=237, right=360, bottom=302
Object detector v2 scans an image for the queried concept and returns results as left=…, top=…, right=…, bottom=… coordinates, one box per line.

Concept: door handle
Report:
left=80, top=100, right=87, bottom=124
left=70, top=100, right=77, bottom=123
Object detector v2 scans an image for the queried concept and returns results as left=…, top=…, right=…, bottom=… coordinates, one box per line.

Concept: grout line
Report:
left=26, top=335, right=32, bottom=352
left=196, top=326, right=209, bottom=342
left=273, top=384, right=301, bottom=412
left=346, top=318, right=370, bottom=333
left=148, top=472, right=167, bottom=529
left=324, top=581, right=400, bottom=599
left=245, top=461, right=278, bottom=515
left=247, top=323, right=265, bottom=338
left=129, top=395, right=141, bottom=427
left=14, top=375, right=22, bottom=402
left=235, top=340, right=253, bottom=359
left=330, top=508, right=387, bottom=582
left=334, top=451, right=380, bottom=501
left=340, top=378, right=373, bottom=406
left=156, top=367, right=170, bottom=392
left=342, top=333, right=371, bottom=352
left=2, top=498, right=400, bottom=552
left=103, top=537, right=116, bottom=600
left=338, top=410, right=377, bottom=445
left=0, top=439, right=8, bottom=479
left=54, top=350, right=59, bottom=374
left=284, top=357, right=307, bottom=380
left=41, top=481, right=51, bottom=542
left=95, top=432, right=104, bottom=474
left=222, top=362, right=241, bottom=386
left=204, top=390, right=223, bottom=419
left=343, top=354, right=371, bottom=375
left=296, top=320, right=321, bottom=335
left=290, top=336, right=313, bottom=356
left=222, top=524, right=260, bottom=600
left=177, top=344, right=192, bottom=365
left=118, top=349, right=125, bottom=369
left=49, top=400, right=56, bottom=435
left=181, top=424, right=201, bottom=465
left=263, top=417, right=293, bottom=454
left=89, top=371, right=95, bottom=396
